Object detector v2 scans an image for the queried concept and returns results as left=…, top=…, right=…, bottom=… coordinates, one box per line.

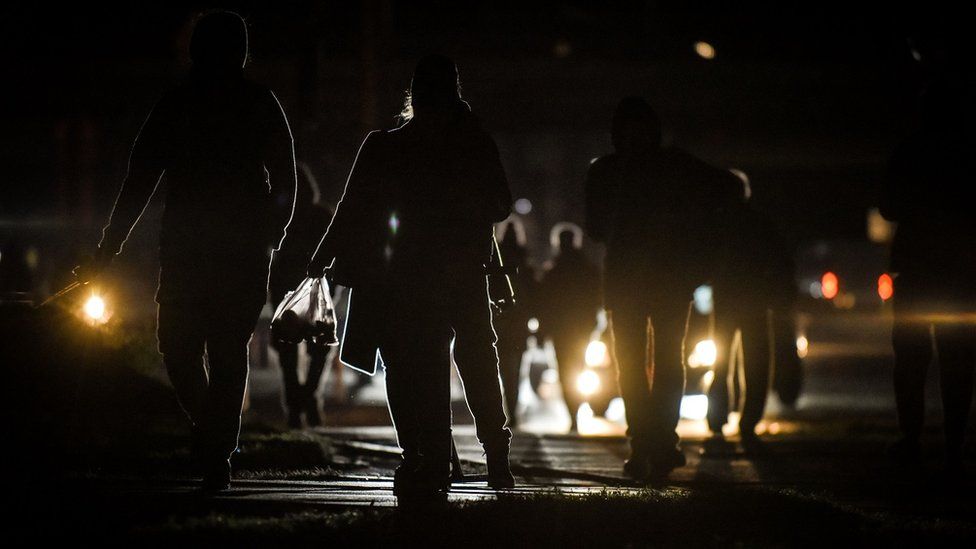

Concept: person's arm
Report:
left=264, top=90, right=297, bottom=251
left=95, top=99, right=170, bottom=267
left=307, top=131, right=383, bottom=275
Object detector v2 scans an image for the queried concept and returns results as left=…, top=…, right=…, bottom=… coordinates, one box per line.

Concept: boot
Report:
left=486, top=454, right=515, bottom=489
left=201, top=458, right=231, bottom=492
left=484, top=438, right=516, bottom=489
left=393, top=458, right=451, bottom=500
left=647, top=446, right=686, bottom=478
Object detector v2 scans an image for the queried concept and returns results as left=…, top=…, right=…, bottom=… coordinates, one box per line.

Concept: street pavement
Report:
left=99, top=310, right=976, bottom=518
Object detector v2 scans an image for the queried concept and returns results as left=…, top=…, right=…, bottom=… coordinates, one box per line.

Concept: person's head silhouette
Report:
left=190, top=11, right=248, bottom=73
left=612, top=97, right=662, bottom=155
left=402, top=54, right=464, bottom=119
left=557, top=230, right=576, bottom=255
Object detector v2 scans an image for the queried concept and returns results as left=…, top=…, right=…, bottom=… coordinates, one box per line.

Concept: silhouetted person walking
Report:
left=881, top=67, right=975, bottom=472
left=585, top=97, right=740, bottom=479
left=81, top=12, right=296, bottom=491
left=538, top=227, right=601, bottom=432
left=308, top=55, right=513, bottom=500
left=270, top=163, right=332, bottom=428
left=493, top=222, right=538, bottom=428
left=707, top=185, right=795, bottom=455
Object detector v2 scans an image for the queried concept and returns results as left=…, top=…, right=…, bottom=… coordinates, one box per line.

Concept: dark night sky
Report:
left=0, top=1, right=963, bottom=255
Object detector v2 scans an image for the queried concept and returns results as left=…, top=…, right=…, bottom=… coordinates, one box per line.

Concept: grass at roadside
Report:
left=109, top=486, right=976, bottom=546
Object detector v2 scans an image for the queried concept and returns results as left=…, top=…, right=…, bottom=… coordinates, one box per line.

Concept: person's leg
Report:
left=157, top=302, right=208, bottom=428
left=202, top=300, right=264, bottom=466
left=302, top=344, right=329, bottom=426
left=771, top=307, right=802, bottom=406
left=891, top=300, right=932, bottom=448
left=645, top=299, right=691, bottom=460
left=451, top=279, right=512, bottom=454
left=496, top=336, right=524, bottom=428
left=738, top=310, right=772, bottom=437
left=935, top=319, right=976, bottom=467
left=707, top=315, right=737, bottom=436
left=274, top=342, right=303, bottom=427
left=609, top=308, right=654, bottom=460
left=553, top=335, right=585, bottom=431
left=383, top=289, right=454, bottom=494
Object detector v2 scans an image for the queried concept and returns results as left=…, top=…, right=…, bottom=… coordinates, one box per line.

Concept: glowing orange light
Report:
left=878, top=273, right=894, bottom=301
left=821, top=272, right=839, bottom=300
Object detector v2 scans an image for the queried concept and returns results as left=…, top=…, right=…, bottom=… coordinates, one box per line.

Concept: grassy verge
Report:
left=78, top=487, right=975, bottom=546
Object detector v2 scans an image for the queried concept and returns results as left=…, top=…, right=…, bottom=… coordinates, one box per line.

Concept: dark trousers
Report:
left=707, top=308, right=771, bottom=435
left=892, top=278, right=976, bottom=460
left=495, top=329, right=525, bottom=426
left=552, top=333, right=589, bottom=426
left=275, top=341, right=328, bottom=414
left=381, top=272, right=510, bottom=473
left=157, top=298, right=264, bottom=462
left=609, top=298, right=692, bottom=456
left=451, top=279, right=512, bottom=452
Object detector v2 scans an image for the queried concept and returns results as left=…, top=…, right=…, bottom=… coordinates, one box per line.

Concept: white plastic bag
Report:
left=271, top=276, right=338, bottom=347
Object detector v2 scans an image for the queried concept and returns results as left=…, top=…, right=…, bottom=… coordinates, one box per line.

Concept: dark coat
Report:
left=98, top=71, right=296, bottom=305
left=312, top=107, right=512, bottom=373
left=584, top=147, right=741, bottom=309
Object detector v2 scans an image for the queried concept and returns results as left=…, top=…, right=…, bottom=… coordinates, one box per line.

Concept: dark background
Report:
left=0, top=1, right=955, bottom=298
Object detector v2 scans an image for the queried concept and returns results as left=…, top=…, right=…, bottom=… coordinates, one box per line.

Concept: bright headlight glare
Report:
left=84, top=295, right=106, bottom=322
left=689, top=339, right=717, bottom=368
left=584, top=340, right=608, bottom=367
left=576, top=370, right=601, bottom=396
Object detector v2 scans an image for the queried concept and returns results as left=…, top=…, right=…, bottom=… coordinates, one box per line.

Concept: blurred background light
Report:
left=694, top=41, right=716, bottom=59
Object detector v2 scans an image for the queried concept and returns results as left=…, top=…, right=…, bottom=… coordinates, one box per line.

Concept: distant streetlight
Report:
left=694, top=41, right=716, bottom=60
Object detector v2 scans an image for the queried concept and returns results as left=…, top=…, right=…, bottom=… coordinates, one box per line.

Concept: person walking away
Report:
left=537, top=227, right=601, bottom=432
left=584, top=97, right=740, bottom=480
left=78, top=11, right=296, bottom=491
left=308, top=55, right=514, bottom=499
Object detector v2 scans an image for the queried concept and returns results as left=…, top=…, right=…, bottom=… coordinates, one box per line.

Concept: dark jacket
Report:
left=311, top=108, right=511, bottom=286
left=584, top=147, right=741, bottom=308
left=99, top=71, right=296, bottom=304
left=312, top=107, right=511, bottom=373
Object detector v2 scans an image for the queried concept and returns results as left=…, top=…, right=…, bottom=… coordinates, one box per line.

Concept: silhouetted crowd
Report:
left=1, top=10, right=968, bottom=503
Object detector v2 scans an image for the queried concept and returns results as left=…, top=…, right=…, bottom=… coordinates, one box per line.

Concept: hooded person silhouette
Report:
left=81, top=11, right=296, bottom=491
left=537, top=226, right=601, bottom=432
left=585, top=97, right=740, bottom=480
left=309, top=55, right=514, bottom=499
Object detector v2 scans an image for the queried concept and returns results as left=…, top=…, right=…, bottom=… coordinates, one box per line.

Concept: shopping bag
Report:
left=271, top=276, right=338, bottom=347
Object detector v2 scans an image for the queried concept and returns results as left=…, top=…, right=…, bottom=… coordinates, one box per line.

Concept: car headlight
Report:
left=584, top=340, right=608, bottom=367
left=83, top=295, right=107, bottom=322
left=576, top=370, right=601, bottom=396
left=688, top=339, right=717, bottom=368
